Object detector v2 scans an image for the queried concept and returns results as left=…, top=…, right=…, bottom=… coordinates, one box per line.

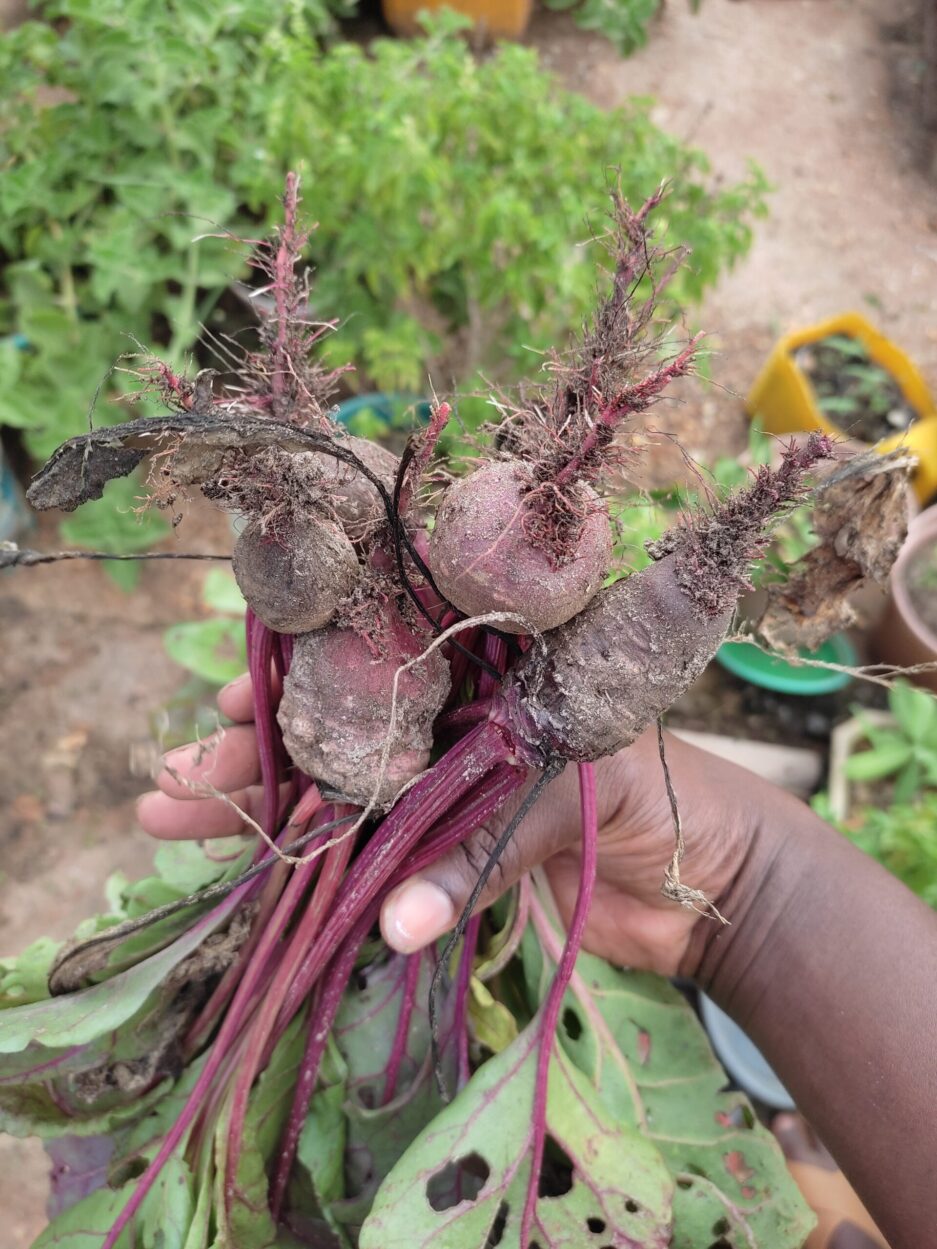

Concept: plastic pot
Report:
left=698, top=994, right=795, bottom=1112
left=382, top=0, right=533, bottom=39
left=334, top=392, right=430, bottom=432
left=715, top=633, right=857, bottom=696
left=872, top=504, right=937, bottom=694
left=747, top=311, right=937, bottom=503
left=0, top=445, right=30, bottom=542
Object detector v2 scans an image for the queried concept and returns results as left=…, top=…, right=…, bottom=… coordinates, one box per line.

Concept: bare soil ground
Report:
left=2, top=0, right=936, bottom=1241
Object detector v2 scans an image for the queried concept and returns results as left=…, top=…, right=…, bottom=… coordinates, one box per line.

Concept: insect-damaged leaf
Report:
left=317, top=949, right=459, bottom=1236
left=31, top=1154, right=194, bottom=1249
left=523, top=929, right=814, bottom=1249
left=0, top=887, right=252, bottom=1142
left=359, top=1020, right=673, bottom=1249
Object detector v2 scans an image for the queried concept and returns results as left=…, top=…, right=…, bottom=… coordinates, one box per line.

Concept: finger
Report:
left=380, top=765, right=584, bottom=954
left=217, top=674, right=255, bottom=723
left=137, top=785, right=265, bottom=840
left=155, top=725, right=261, bottom=799
left=217, top=666, right=282, bottom=723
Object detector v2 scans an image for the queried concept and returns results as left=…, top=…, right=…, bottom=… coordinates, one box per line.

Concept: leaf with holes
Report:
left=359, top=1019, right=673, bottom=1249
left=326, top=949, right=457, bottom=1234
left=523, top=926, right=813, bottom=1249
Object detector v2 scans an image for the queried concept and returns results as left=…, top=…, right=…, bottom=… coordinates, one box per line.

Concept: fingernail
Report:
left=382, top=880, right=455, bottom=954
left=219, top=674, right=248, bottom=698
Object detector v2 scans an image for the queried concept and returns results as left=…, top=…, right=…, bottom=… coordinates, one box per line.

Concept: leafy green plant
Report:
left=163, top=568, right=247, bottom=688
left=544, top=0, right=700, bottom=57
left=812, top=790, right=937, bottom=910
left=795, top=334, right=914, bottom=442
left=843, top=680, right=937, bottom=803
left=0, top=2, right=766, bottom=556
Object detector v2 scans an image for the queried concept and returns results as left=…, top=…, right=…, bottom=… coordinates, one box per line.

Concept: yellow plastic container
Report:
left=747, top=311, right=937, bottom=503
left=382, top=0, right=533, bottom=40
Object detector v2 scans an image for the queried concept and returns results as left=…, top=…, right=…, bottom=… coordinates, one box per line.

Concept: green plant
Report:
left=163, top=568, right=247, bottom=687
left=812, top=790, right=937, bottom=910
left=844, top=680, right=937, bottom=803
left=544, top=0, right=700, bottom=57
left=794, top=333, right=914, bottom=442
left=0, top=3, right=766, bottom=559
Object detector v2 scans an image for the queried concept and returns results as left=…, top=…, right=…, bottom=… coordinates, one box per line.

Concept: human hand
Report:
left=137, top=672, right=764, bottom=978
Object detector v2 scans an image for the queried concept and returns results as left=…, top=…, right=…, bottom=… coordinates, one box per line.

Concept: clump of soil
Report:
left=794, top=334, right=916, bottom=443
left=906, top=540, right=937, bottom=638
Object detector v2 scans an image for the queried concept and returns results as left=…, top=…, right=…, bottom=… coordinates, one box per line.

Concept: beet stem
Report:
left=223, top=816, right=355, bottom=1203
left=429, top=759, right=563, bottom=1099
left=276, top=721, right=513, bottom=1031
left=269, top=909, right=374, bottom=1218
left=382, top=953, right=422, bottom=1106
left=520, top=762, right=598, bottom=1247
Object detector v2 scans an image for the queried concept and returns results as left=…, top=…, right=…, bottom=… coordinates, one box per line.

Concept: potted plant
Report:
left=826, top=679, right=937, bottom=821
left=873, top=505, right=937, bottom=693
left=747, top=311, right=937, bottom=502
left=382, top=0, right=533, bottom=39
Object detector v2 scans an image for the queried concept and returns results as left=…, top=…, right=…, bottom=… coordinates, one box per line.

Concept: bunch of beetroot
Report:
left=15, top=175, right=833, bottom=1249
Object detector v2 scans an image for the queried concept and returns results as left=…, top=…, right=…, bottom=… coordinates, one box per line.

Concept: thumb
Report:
left=379, top=762, right=583, bottom=955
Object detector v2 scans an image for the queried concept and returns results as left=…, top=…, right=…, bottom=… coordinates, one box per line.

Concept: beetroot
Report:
left=232, top=512, right=360, bottom=634
left=502, top=555, right=733, bottom=764
left=277, top=604, right=451, bottom=806
left=314, top=434, right=400, bottom=542
left=428, top=460, right=613, bottom=633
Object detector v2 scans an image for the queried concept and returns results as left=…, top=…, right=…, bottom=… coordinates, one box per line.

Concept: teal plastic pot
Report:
left=715, top=633, right=857, bottom=695
left=334, top=392, right=430, bottom=432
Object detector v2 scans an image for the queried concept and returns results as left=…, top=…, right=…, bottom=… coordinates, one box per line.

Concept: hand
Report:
left=137, top=673, right=763, bottom=978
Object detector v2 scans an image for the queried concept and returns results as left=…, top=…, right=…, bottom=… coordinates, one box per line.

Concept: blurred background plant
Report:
left=543, top=0, right=701, bottom=57
left=813, top=787, right=937, bottom=911
left=158, top=567, right=247, bottom=747
left=842, top=679, right=937, bottom=804
left=0, top=0, right=766, bottom=569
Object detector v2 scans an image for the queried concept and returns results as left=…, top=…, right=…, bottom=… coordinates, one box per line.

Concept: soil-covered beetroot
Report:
left=501, top=555, right=733, bottom=764
left=315, top=434, right=400, bottom=542
left=501, top=433, right=835, bottom=765
left=429, top=460, right=613, bottom=633
left=232, top=511, right=360, bottom=634
left=278, top=604, right=451, bottom=806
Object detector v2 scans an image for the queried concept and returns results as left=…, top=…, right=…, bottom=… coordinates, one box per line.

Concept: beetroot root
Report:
left=278, top=605, right=450, bottom=806
left=428, top=460, right=612, bottom=634
left=501, top=432, right=836, bottom=764
left=232, top=513, right=360, bottom=635
left=502, top=554, right=732, bottom=764
left=316, top=435, right=400, bottom=542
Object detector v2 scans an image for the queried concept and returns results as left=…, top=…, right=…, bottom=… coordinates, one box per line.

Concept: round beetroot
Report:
left=232, top=514, right=360, bottom=635
left=314, top=436, right=400, bottom=541
left=278, top=606, right=450, bottom=806
left=428, top=460, right=612, bottom=634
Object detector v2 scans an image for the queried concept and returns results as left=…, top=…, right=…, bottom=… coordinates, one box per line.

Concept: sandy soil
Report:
left=2, top=0, right=935, bottom=1241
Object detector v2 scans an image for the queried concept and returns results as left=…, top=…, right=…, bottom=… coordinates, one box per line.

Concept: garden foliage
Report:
left=0, top=2, right=766, bottom=554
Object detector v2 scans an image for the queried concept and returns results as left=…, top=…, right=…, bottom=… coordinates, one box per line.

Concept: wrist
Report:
left=676, top=778, right=811, bottom=991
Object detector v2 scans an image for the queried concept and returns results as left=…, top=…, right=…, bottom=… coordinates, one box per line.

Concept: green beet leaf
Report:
left=360, top=1020, right=673, bottom=1249
left=32, top=1154, right=194, bottom=1249
left=523, top=927, right=813, bottom=1249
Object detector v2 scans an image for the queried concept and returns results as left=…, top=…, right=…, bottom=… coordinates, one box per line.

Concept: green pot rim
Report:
left=715, top=633, right=857, bottom=695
